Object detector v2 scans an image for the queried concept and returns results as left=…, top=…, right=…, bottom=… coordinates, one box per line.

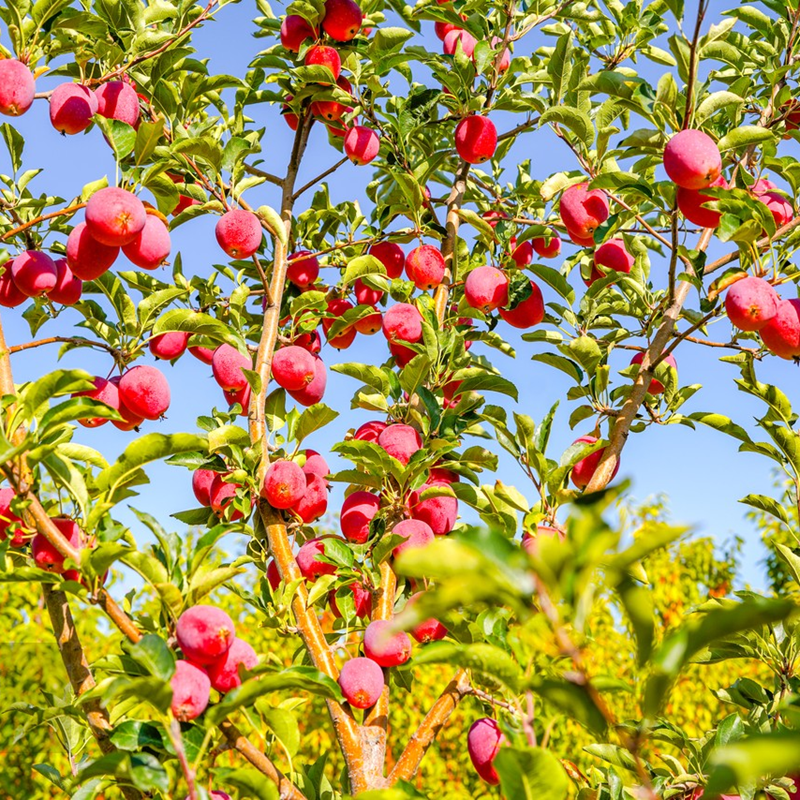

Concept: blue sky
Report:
left=0, top=0, right=794, bottom=590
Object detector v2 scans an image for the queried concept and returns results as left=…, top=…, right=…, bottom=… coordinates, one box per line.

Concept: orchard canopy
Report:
left=6, top=0, right=800, bottom=797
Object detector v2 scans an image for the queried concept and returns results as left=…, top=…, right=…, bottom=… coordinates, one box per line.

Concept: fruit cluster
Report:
left=0, top=186, right=171, bottom=311
left=0, top=493, right=99, bottom=585
left=279, top=0, right=381, bottom=164
left=661, top=131, right=796, bottom=356
left=171, top=605, right=258, bottom=720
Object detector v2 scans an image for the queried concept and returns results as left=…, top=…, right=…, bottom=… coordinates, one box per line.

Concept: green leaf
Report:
left=137, top=287, right=187, bottom=329
left=171, top=136, right=222, bottom=171
left=774, top=543, right=800, bottom=586
left=134, top=119, right=162, bottom=165
left=109, top=721, right=164, bottom=752
left=188, top=564, right=247, bottom=604
left=457, top=208, right=496, bottom=240
left=214, top=768, right=279, bottom=800
left=93, top=433, right=209, bottom=518
left=410, top=642, right=520, bottom=691
left=206, top=667, right=342, bottom=724
left=695, top=91, right=744, bottom=122
left=370, top=26, right=414, bottom=54
left=528, top=263, right=575, bottom=304
left=740, top=493, right=789, bottom=525
left=208, top=424, right=250, bottom=452
left=531, top=353, right=583, bottom=383
left=332, top=363, right=392, bottom=396
left=18, top=369, right=95, bottom=419
left=688, top=412, right=753, bottom=443
left=262, top=707, right=300, bottom=758
left=526, top=675, right=608, bottom=733
left=79, top=752, right=169, bottom=793
left=583, top=742, right=639, bottom=772
left=152, top=309, right=246, bottom=350
left=706, top=732, right=800, bottom=797
left=40, top=397, right=121, bottom=429
left=540, top=106, right=593, bottom=146
left=295, top=403, right=338, bottom=444
left=451, top=368, right=518, bottom=400
left=548, top=33, right=573, bottom=104
left=723, top=5, right=773, bottom=36
left=342, top=254, right=386, bottom=285
left=123, top=634, right=175, bottom=681
left=616, top=577, right=655, bottom=667
left=1, top=122, right=24, bottom=173
left=566, top=335, right=602, bottom=373
left=94, top=117, right=137, bottom=159
left=472, top=40, right=492, bottom=75
left=256, top=205, right=286, bottom=246
left=142, top=173, right=179, bottom=215
left=644, top=596, right=796, bottom=715
left=607, top=523, right=689, bottom=572
left=717, top=126, right=775, bottom=151
left=494, top=747, right=569, bottom=800
left=79, top=177, right=110, bottom=204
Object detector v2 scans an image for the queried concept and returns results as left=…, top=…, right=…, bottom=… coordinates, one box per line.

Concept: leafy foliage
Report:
left=3, top=0, right=800, bottom=797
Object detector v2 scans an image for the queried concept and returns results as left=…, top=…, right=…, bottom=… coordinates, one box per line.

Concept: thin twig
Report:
left=292, top=157, right=349, bottom=201
left=0, top=203, right=85, bottom=242
left=244, top=164, right=285, bottom=188
left=681, top=0, right=709, bottom=129
left=167, top=719, right=198, bottom=800
left=6, top=336, right=119, bottom=356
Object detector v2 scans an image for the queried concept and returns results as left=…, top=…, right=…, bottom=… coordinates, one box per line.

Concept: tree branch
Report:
left=292, top=157, right=349, bottom=201
left=220, top=721, right=308, bottom=800
left=43, top=586, right=143, bottom=800
left=360, top=560, right=397, bottom=787
left=0, top=304, right=305, bottom=798
left=681, top=0, right=709, bottom=129
left=247, top=115, right=368, bottom=793
left=388, top=669, right=471, bottom=784
left=497, top=116, right=538, bottom=142
left=244, top=164, right=285, bottom=188
left=43, top=586, right=114, bottom=744
left=703, top=215, right=800, bottom=276
left=167, top=718, right=198, bottom=800
left=0, top=203, right=85, bottom=242
left=6, top=336, right=120, bottom=356
left=0, top=314, right=140, bottom=798
left=434, top=160, right=471, bottom=322
left=584, top=227, right=714, bottom=492
left=531, top=575, right=656, bottom=799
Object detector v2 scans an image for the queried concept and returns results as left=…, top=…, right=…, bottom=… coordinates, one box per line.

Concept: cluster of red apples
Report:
left=279, top=0, right=381, bottom=165
left=170, top=605, right=258, bottom=721
left=218, top=422, right=457, bottom=711
left=0, top=186, right=170, bottom=310
left=0, top=59, right=141, bottom=135
left=5, top=25, right=800, bottom=792
left=279, top=0, right=505, bottom=168
left=0, top=489, right=103, bottom=585
left=662, top=130, right=797, bottom=357
left=0, top=55, right=140, bottom=133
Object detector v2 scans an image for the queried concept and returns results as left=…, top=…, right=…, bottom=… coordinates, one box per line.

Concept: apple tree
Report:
left=3, top=0, right=800, bottom=797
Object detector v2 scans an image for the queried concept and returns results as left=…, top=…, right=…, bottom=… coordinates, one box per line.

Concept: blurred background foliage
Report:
left=1, top=491, right=772, bottom=800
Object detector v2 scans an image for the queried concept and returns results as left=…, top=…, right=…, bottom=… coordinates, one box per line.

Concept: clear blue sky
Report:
left=0, top=0, right=793, bottom=589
